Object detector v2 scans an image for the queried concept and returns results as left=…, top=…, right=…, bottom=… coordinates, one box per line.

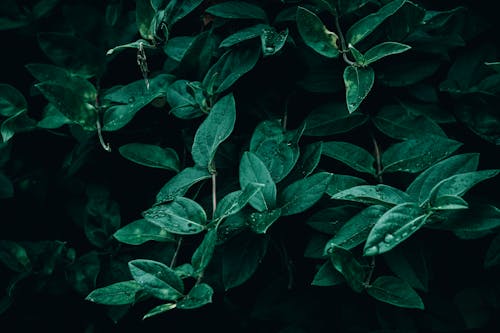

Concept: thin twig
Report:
left=364, top=256, right=376, bottom=286
left=170, top=237, right=183, bottom=267
left=334, top=14, right=357, bottom=66
left=96, top=118, right=111, bottom=152
left=371, top=135, right=383, bottom=183
left=211, top=172, right=217, bottom=219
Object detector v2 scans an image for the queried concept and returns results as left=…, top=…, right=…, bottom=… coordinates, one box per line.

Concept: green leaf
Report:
left=303, top=102, right=368, bottom=136
left=296, top=7, right=339, bottom=58
left=326, top=174, right=368, bottom=196
left=485, top=61, right=500, bottom=74
left=343, top=66, right=375, bottom=113
left=143, top=303, right=177, bottom=319
left=220, top=24, right=269, bottom=48
left=205, top=1, right=267, bottom=21
left=406, top=153, right=480, bottom=203
left=86, top=281, right=143, bottom=305
left=1, top=109, right=36, bottom=142
left=164, top=36, right=195, bottom=61
left=177, top=283, right=213, bottom=309
left=136, top=0, right=155, bottom=39
left=37, top=103, right=71, bottom=129
left=384, top=245, right=429, bottom=291
left=322, top=141, right=376, bottom=175
left=381, top=135, right=462, bottom=174
left=67, top=251, right=100, bottom=295
left=485, top=233, right=500, bottom=268
left=367, top=275, right=424, bottom=309
left=346, top=0, right=406, bottom=45
left=222, top=233, right=268, bottom=290
left=0, top=172, right=13, bottom=198
left=330, top=247, right=366, bottom=292
left=113, top=219, right=175, bottom=245
left=106, top=39, right=156, bottom=56
left=260, top=27, right=288, bottom=56
left=215, top=182, right=264, bottom=220
left=191, top=229, right=218, bottom=275
left=192, top=94, right=236, bottom=170
left=156, top=167, right=211, bottom=203
left=0, top=241, right=31, bottom=272
left=119, top=143, right=180, bottom=172
left=164, top=0, right=204, bottom=27
left=435, top=204, right=500, bottom=237
left=364, top=42, right=411, bottom=66
left=128, top=259, right=184, bottom=301
left=332, top=184, right=411, bottom=206
left=431, top=195, right=468, bottom=211
left=325, top=205, right=388, bottom=252
left=0, top=84, right=27, bottom=117
left=312, top=260, right=344, bottom=287
left=166, top=80, right=203, bottom=119
left=285, top=142, right=323, bottom=184
left=307, top=205, right=360, bottom=235
left=278, top=172, right=333, bottom=216
left=239, top=152, right=277, bottom=212
left=248, top=209, right=282, bottom=234
left=143, top=197, right=207, bottom=235
left=364, top=203, right=429, bottom=256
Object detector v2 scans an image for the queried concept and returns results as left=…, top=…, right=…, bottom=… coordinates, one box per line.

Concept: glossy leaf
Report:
left=177, top=283, right=213, bottom=309
left=296, top=7, right=339, bottom=58
left=136, top=0, right=155, bottom=39
left=191, top=229, right=218, bottom=275
left=143, top=197, right=207, bottom=235
left=346, top=0, right=406, bottom=45
left=431, top=195, right=468, bottom=211
left=206, top=1, right=267, bottom=20
left=303, top=102, right=368, bottom=136
left=220, top=24, right=268, bottom=48
left=86, top=281, right=143, bottom=305
left=164, top=0, right=204, bottom=27
left=367, top=275, right=424, bottom=309
left=332, top=184, right=411, bottom=206
left=128, top=259, right=184, bottom=301
left=239, top=152, right=276, bottom=212
left=435, top=204, right=500, bottom=237
left=214, top=182, right=264, bottom=220
left=364, top=203, right=429, bottom=256
left=285, top=142, right=323, bottom=185
left=113, top=219, right=175, bottom=245
left=156, top=167, right=211, bottom=203
left=322, top=141, right=376, bottom=175
left=0, top=84, right=27, bottom=117
left=343, top=65, right=374, bottom=113
left=143, top=303, right=177, bottom=319
left=330, top=247, right=366, bottom=292
left=119, top=143, right=180, bottom=172
left=260, top=27, right=288, bottom=56
left=381, top=136, right=462, bottom=174
left=325, top=205, right=388, bottom=252
left=364, top=42, right=411, bottom=65
left=166, top=80, right=203, bottom=119
left=37, top=103, right=71, bottom=129
left=248, top=209, right=282, bottom=234
left=192, top=94, right=236, bottom=170
left=312, top=260, right=344, bottom=287
left=164, top=36, right=195, bottom=61
left=326, top=174, right=368, bottom=196
left=278, top=172, right=332, bottom=216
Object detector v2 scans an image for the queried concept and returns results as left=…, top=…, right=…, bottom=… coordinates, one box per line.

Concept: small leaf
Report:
left=322, top=141, right=376, bottom=175
left=332, top=184, right=411, bottom=206
left=37, top=103, right=71, bottom=129
left=86, top=281, right=143, bottom=305
left=1, top=110, right=36, bottom=142
left=296, top=7, right=339, bottom=58
left=0, top=241, right=31, bottom=272
left=177, top=283, right=213, bottom=309
left=303, top=102, right=368, bottom=136
left=279, top=172, right=332, bottom=216
left=364, top=203, right=429, bottom=256
left=307, top=205, right=360, bottom=235
left=191, top=229, right=217, bottom=275
left=119, top=143, right=180, bottom=172
left=239, top=152, right=277, bottom=212
left=128, top=259, right=184, bottom=301
left=285, top=142, right=323, bottom=183
left=191, top=94, right=236, bottom=170
left=136, top=0, right=155, bottom=39
left=261, top=27, right=288, bottom=56
left=220, top=24, right=269, bottom=48
left=215, top=183, right=264, bottom=220
left=312, top=260, right=344, bottom=287
left=143, top=197, right=207, bottom=235
left=382, top=135, right=462, bottom=174
left=143, top=303, right=177, bottom=319
left=330, top=247, right=366, bottom=292
left=165, top=79, right=202, bottom=119
left=248, top=209, right=282, bottom=234
left=367, top=275, right=424, bottom=309
left=431, top=195, right=468, bottom=211
left=0, top=84, right=27, bottom=117
left=343, top=66, right=375, bottom=113
left=205, top=1, right=267, bottom=21
left=347, top=0, right=407, bottom=45
left=156, top=167, right=211, bottom=203
left=113, top=219, right=175, bottom=245
left=364, top=42, right=411, bottom=65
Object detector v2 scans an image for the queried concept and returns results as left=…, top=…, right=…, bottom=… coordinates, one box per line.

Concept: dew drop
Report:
left=326, top=246, right=334, bottom=254
left=128, top=97, right=135, bottom=103
left=265, top=46, right=275, bottom=53
left=384, top=234, right=395, bottom=243
left=401, top=232, right=409, bottom=238
left=365, top=245, right=378, bottom=256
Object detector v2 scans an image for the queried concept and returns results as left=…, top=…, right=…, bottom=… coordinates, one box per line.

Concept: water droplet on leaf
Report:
left=384, top=234, right=395, bottom=243
left=365, top=245, right=378, bottom=256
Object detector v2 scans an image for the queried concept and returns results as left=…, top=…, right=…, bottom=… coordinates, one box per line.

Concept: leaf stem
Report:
left=371, top=135, right=383, bottom=183
left=211, top=171, right=217, bottom=219
left=96, top=117, right=111, bottom=152
left=170, top=237, right=183, bottom=267
left=364, top=256, right=376, bottom=286
left=334, top=14, right=357, bottom=66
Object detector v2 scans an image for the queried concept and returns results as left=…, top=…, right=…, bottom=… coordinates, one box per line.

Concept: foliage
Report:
left=1, top=0, right=500, bottom=331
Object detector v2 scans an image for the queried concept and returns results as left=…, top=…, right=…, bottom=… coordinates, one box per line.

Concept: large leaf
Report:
left=143, top=197, right=207, bottom=235
left=363, top=42, right=412, bottom=66
left=205, top=1, right=267, bottom=21
left=136, top=0, right=155, bottom=39
left=119, top=143, right=180, bottom=172
left=128, top=259, right=184, bottom=301
left=1, top=109, right=36, bottom=142
left=367, top=275, right=424, bottom=309
left=0, top=84, right=27, bottom=117
left=381, top=135, right=462, bottom=174
left=296, top=7, right=339, bottom=58
left=214, top=182, right=264, bottom=220
left=322, top=141, right=376, bottom=175
left=165, top=79, right=202, bottom=119
left=343, top=65, right=375, bottom=113
left=191, top=229, right=217, bottom=275
left=332, top=184, right=411, bottom=206
left=220, top=24, right=269, bottom=48
left=364, top=203, right=429, bottom=256
left=278, top=172, right=333, bottom=216
left=303, top=102, right=368, bottom=136
left=164, top=0, right=204, bottom=27
left=312, top=260, right=344, bottom=287
left=86, top=281, right=143, bottom=305
left=176, top=283, right=213, bottom=309
left=156, top=167, right=211, bottom=203
left=191, top=94, right=236, bottom=170
left=113, top=219, right=175, bottom=245
left=434, top=204, right=500, bottom=238
left=346, top=0, right=406, bottom=45
left=239, top=152, right=277, bottom=212
left=326, top=174, right=368, bottom=196
left=330, top=247, right=366, bottom=292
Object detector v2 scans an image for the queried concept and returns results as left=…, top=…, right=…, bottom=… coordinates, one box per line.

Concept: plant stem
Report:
left=170, top=237, right=183, bottom=267
left=371, top=135, right=383, bottom=183
left=96, top=118, right=111, bottom=152
left=364, top=256, right=376, bottom=286
left=334, top=14, right=357, bottom=66
left=211, top=172, right=217, bottom=219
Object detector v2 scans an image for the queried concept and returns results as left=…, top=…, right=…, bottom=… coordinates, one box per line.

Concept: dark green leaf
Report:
left=215, top=183, right=264, bottom=220
left=0, top=84, right=27, bottom=117
left=346, top=0, right=406, bottom=45
left=222, top=233, right=268, bottom=290
left=136, top=0, right=155, bottom=39
left=113, top=219, right=175, bottom=245
left=286, top=142, right=323, bottom=183
left=164, top=36, right=196, bottom=61
left=433, top=204, right=500, bottom=237
left=322, top=141, right=376, bottom=175
left=279, top=172, right=332, bottom=216
left=1, top=110, right=36, bottom=142
left=192, top=94, right=236, bottom=170
left=143, top=303, right=177, bottom=319
left=239, top=151, right=276, bottom=212
left=119, top=143, right=180, bottom=172
left=343, top=66, right=374, bottom=113
left=431, top=195, right=468, bottom=211
left=177, top=31, right=218, bottom=81
left=0, top=240, right=31, bottom=272
left=364, top=203, right=429, bottom=256
left=378, top=58, right=441, bottom=87
left=37, top=103, right=71, bottom=129
left=205, top=1, right=267, bottom=21
left=485, top=61, right=500, bottom=74
left=332, top=184, right=411, bottom=206
left=248, top=209, right=282, bottom=234
left=156, top=167, right=211, bottom=203
left=307, top=205, right=360, bottom=235
left=220, top=24, right=269, bottom=48
left=367, top=275, right=424, bottom=309
left=325, top=205, right=388, bottom=252
left=67, top=251, right=100, bottom=295
left=177, top=283, right=213, bottom=309
left=330, top=247, right=366, bottom=292
left=128, top=259, right=184, bottom=301
left=86, top=281, right=143, bottom=305
left=166, top=80, right=203, bottom=119
left=0, top=172, right=13, bottom=198
left=164, top=0, right=204, bottom=27
left=260, top=27, right=288, bottom=56
left=384, top=245, right=429, bottom=291
left=485, top=233, right=500, bottom=268
left=296, top=7, right=339, bottom=58
left=143, top=197, right=207, bottom=235
left=364, top=42, right=411, bottom=66
left=382, top=135, right=462, bottom=173
left=326, top=174, right=368, bottom=196
left=303, top=102, right=368, bottom=136
left=191, top=229, right=217, bottom=275
left=312, top=260, right=344, bottom=287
